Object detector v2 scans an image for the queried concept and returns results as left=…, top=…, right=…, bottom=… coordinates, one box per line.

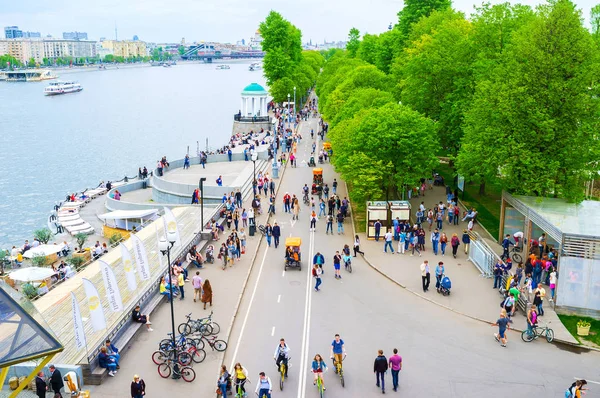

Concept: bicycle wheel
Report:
left=178, top=351, right=193, bottom=366
left=158, top=363, right=171, bottom=378
left=521, top=330, right=535, bottom=342
left=193, top=338, right=205, bottom=350
left=178, top=322, right=192, bottom=335
left=192, top=348, right=206, bottom=363
left=152, top=350, right=169, bottom=365
left=340, top=373, right=345, bottom=388
left=280, top=369, right=284, bottom=390
left=512, top=252, right=522, bottom=263
left=181, top=366, right=196, bottom=383
left=213, top=339, right=228, bottom=351
left=545, top=328, right=554, bottom=343
left=209, top=321, right=221, bottom=335
left=159, top=339, right=173, bottom=351
left=200, top=323, right=213, bottom=336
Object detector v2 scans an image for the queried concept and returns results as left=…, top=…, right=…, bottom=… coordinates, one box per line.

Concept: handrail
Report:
left=234, top=114, right=270, bottom=122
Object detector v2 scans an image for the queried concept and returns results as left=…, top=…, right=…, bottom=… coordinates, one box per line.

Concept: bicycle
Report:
left=509, top=245, right=523, bottom=263
left=314, top=370, right=326, bottom=398
left=157, top=356, right=196, bottom=382
left=152, top=347, right=193, bottom=366
left=199, top=334, right=228, bottom=352
left=303, top=193, right=310, bottom=205
left=178, top=312, right=221, bottom=336
left=159, top=332, right=194, bottom=352
left=258, top=225, right=266, bottom=236
left=234, top=379, right=250, bottom=398
left=332, top=354, right=346, bottom=387
left=521, top=322, right=554, bottom=343
left=277, top=356, right=291, bottom=390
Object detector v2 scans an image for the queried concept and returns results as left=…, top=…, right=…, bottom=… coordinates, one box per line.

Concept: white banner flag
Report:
left=131, top=234, right=151, bottom=281
left=82, top=278, right=106, bottom=332
left=155, top=222, right=164, bottom=268
left=71, top=292, right=87, bottom=350
left=163, top=207, right=181, bottom=247
left=99, top=261, right=123, bottom=312
left=120, top=243, right=137, bottom=291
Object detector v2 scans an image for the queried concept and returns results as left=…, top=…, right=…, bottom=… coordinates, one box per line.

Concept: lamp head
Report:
left=200, top=177, right=206, bottom=182
left=167, top=230, right=177, bottom=244
left=158, top=238, right=168, bottom=253
left=251, top=152, right=258, bottom=162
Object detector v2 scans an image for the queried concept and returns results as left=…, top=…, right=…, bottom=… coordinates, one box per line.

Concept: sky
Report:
left=0, top=0, right=596, bottom=44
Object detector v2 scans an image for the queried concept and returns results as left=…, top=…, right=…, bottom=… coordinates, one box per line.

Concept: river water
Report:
left=0, top=60, right=266, bottom=248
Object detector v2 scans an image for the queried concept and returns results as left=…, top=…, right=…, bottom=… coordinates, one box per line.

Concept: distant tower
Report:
left=115, top=23, right=118, bottom=40
left=181, top=37, right=185, bottom=45
left=388, top=22, right=393, bottom=30
left=133, top=35, right=139, bottom=41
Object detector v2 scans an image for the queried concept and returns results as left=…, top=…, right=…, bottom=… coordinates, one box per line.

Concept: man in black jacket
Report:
left=373, top=350, right=388, bottom=394
left=49, top=365, right=64, bottom=398
left=35, top=371, right=47, bottom=398
left=272, top=222, right=281, bottom=248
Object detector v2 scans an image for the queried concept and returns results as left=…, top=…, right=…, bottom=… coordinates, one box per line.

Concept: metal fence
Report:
left=468, top=231, right=497, bottom=278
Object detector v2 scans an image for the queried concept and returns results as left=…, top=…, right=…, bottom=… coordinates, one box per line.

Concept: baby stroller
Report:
left=308, top=156, right=316, bottom=167
left=205, top=245, right=215, bottom=264
left=438, top=275, right=451, bottom=296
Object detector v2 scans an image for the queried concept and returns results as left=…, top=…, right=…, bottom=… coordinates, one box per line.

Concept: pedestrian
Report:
left=451, top=233, right=460, bottom=258
left=272, top=222, right=281, bottom=248
left=99, top=346, right=118, bottom=376
left=310, top=211, right=317, bottom=231
left=467, top=218, right=474, bottom=231
left=440, top=233, right=448, bottom=256
left=493, top=261, right=503, bottom=289
left=353, top=235, right=364, bottom=257
left=435, top=262, right=445, bottom=292
left=431, top=229, right=440, bottom=255
left=398, top=230, right=406, bottom=254
left=332, top=178, right=338, bottom=194
left=333, top=251, right=342, bottom=279
left=318, top=199, right=326, bottom=217
left=217, top=366, right=229, bottom=397
left=35, top=371, right=46, bottom=398
left=373, top=350, right=388, bottom=394
left=462, top=230, right=470, bottom=254
left=336, top=211, right=344, bottom=234
left=104, top=339, right=120, bottom=368
left=293, top=198, right=300, bottom=220
left=326, top=214, right=333, bottom=234
left=534, top=284, right=546, bottom=316
left=374, top=220, right=382, bottom=241
left=178, top=271, right=185, bottom=300
left=420, top=260, right=430, bottom=292
left=388, top=348, right=402, bottom=392
left=411, top=234, right=421, bottom=256
left=192, top=271, right=202, bottom=303
left=312, top=263, right=322, bottom=291
left=201, top=279, right=212, bottom=310
left=491, top=309, right=510, bottom=347
left=49, top=365, right=64, bottom=398
left=131, top=374, right=146, bottom=398
left=384, top=229, right=394, bottom=253
left=549, top=269, right=557, bottom=301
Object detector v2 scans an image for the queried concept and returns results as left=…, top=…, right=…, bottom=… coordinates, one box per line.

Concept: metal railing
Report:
left=233, top=114, right=270, bottom=122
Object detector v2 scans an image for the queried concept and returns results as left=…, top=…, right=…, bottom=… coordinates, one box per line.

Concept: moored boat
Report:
left=44, top=81, right=83, bottom=96
left=216, top=64, right=230, bottom=70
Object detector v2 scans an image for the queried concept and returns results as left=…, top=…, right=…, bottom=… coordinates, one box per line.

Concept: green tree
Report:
left=592, top=4, right=600, bottom=43
left=33, top=228, right=53, bottom=244
left=178, top=45, right=185, bottom=55
left=263, top=47, right=293, bottom=85
left=269, top=77, right=296, bottom=103
left=346, top=27, right=361, bottom=57
left=457, top=0, right=600, bottom=201
left=330, top=88, right=395, bottom=128
left=358, top=34, right=379, bottom=65
left=398, top=9, right=475, bottom=155
left=260, top=11, right=302, bottom=63
left=0, top=55, right=21, bottom=69
left=104, top=54, right=115, bottom=63
left=397, top=0, right=452, bottom=39
left=28, top=57, right=36, bottom=68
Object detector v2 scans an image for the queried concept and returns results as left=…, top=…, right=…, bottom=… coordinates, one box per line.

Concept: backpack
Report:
left=312, top=268, right=318, bottom=277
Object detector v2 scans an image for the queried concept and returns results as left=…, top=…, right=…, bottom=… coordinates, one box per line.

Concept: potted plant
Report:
left=21, top=283, right=38, bottom=300
left=33, top=228, right=53, bottom=244
left=73, top=233, right=91, bottom=261
left=31, top=255, right=48, bottom=267
left=67, top=255, right=87, bottom=272
left=577, top=320, right=591, bottom=336
left=109, top=232, right=123, bottom=247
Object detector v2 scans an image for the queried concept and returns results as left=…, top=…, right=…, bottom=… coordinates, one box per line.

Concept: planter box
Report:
left=73, top=251, right=91, bottom=262
left=577, top=325, right=591, bottom=336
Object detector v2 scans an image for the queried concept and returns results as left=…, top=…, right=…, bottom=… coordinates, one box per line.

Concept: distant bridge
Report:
left=181, top=43, right=264, bottom=62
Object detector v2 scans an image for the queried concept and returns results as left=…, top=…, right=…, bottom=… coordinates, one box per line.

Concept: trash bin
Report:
left=142, top=181, right=147, bottom=189
left=249, top=219, right=256, bottom=236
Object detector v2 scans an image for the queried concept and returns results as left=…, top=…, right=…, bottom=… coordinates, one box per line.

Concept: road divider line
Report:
left=298, top=229, right=316, bottom=398
left=229, top=246, right=270, bottom=370
left=271, top=326, right=275, bottom=336
left=277, top=294, right=281, bottom=303
left=574, top=377, right=600, bottom=385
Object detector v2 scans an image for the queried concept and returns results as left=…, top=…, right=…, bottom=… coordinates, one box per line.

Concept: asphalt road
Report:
left=223, top=114, right=600, bottom=398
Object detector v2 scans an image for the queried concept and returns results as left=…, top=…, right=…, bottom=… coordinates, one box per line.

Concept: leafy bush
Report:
left=109, top=233, right=122, bottom=246
left=21, top=283, right=38, bottom=299
left=33, top=228, right=53, bottom=244
left=578, top=320, right=591, bottom=328
left=75, top=233, right=88, bottom=251
left=31, top=255, right=48, bottom=267
left=67, top=255, right=87, bottom=271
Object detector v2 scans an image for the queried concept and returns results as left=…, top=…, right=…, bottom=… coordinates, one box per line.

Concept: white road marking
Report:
left=298, top=229, right=316, bottom=398
left=277, top=294, right=281, bottom=303
left=290, top=219, right=297, bottom=228
left=229, top=246, right=270, bottom=370
left=271, top=326, right=275, bottom=336
left=282, top=270, right=286, bottom=277
left=574, top=377, right=600, bottom=385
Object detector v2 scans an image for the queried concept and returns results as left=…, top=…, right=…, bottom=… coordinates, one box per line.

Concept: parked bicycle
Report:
left=199, top=334, right=228, bottom=352
left=178, top=312, right=221, bottom=336
left=151, top=348, right=192, bottom=366
left=157, top=356, right=196, bottom=382
left=159, top=332, right=194, bottom=352
left=521, top=322, right=554, bottom=343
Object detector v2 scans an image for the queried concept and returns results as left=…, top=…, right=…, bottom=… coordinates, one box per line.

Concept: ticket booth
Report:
left=389, top=201, right=411, bottom=223
left=366, top=201, right=389, bottom=239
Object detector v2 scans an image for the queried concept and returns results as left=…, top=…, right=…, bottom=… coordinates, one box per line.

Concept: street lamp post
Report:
left=158, top=231, right=177, bottom=377
left=293, top=86, right=296, bottom=120
left=251, top=152, right=258, bottom=194
left=287, top=93, right=291, bottom=130
left=199, top=177, right=206, bottom=231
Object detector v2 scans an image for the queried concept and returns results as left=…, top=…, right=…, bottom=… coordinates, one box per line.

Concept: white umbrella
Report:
left=9, top=267, right=56, bottom=282
left=23, top=244, right=62, bottom=258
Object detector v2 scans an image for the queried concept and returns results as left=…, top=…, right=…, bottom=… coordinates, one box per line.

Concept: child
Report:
left=491, top=309, right=510, bottom=347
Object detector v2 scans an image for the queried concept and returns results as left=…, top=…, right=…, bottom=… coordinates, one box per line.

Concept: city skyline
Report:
left=1, top=0, right=596, bottom=44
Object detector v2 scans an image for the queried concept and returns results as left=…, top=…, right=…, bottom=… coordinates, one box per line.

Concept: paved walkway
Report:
left=352, top=186, right=578, bottom=344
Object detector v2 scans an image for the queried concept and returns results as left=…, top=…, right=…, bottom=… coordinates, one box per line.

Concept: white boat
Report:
left=249, top=62, right=262, bottom=71
left=216, top=64, right=230, bottom=70
left=44, top=81, right=83, bottom=96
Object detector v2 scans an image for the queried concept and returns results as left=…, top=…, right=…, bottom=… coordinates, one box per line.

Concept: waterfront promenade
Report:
left=55, top=98, right=598, bottom=397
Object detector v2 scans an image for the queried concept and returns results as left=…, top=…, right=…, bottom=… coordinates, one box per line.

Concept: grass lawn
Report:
left=350, top=199, right=366, bottom=234
left=557, top=314, right=600, bottom=347
left=436, top=162, right=502, bottom=239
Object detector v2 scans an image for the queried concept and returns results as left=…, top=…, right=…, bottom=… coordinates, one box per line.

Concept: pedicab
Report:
left=284, top=237, right=302, bottom=270
left=311, top=168, right=323, bottom=194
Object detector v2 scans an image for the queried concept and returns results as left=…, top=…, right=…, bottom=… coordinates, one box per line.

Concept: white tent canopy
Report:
left=9, top=267, right=56, bottom=282
left=23, top=245, right=63, bottom=258
left=98, top=209, right=159, bottom=231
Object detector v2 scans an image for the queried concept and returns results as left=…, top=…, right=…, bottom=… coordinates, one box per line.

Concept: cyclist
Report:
left=311, top=354, right=327, bottom=390
left=232, top=362, right=249, bottom=396
left=273, top=338, right=290, bottom=378
left=330, top=334, right=346, bottom=372
left=255, top=372, right=272, bottom=398
left=303, top=184, right=309, bottom=199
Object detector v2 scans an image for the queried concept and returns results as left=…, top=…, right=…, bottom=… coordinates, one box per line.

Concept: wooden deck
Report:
left=33, top=206, right=214, bottom=366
